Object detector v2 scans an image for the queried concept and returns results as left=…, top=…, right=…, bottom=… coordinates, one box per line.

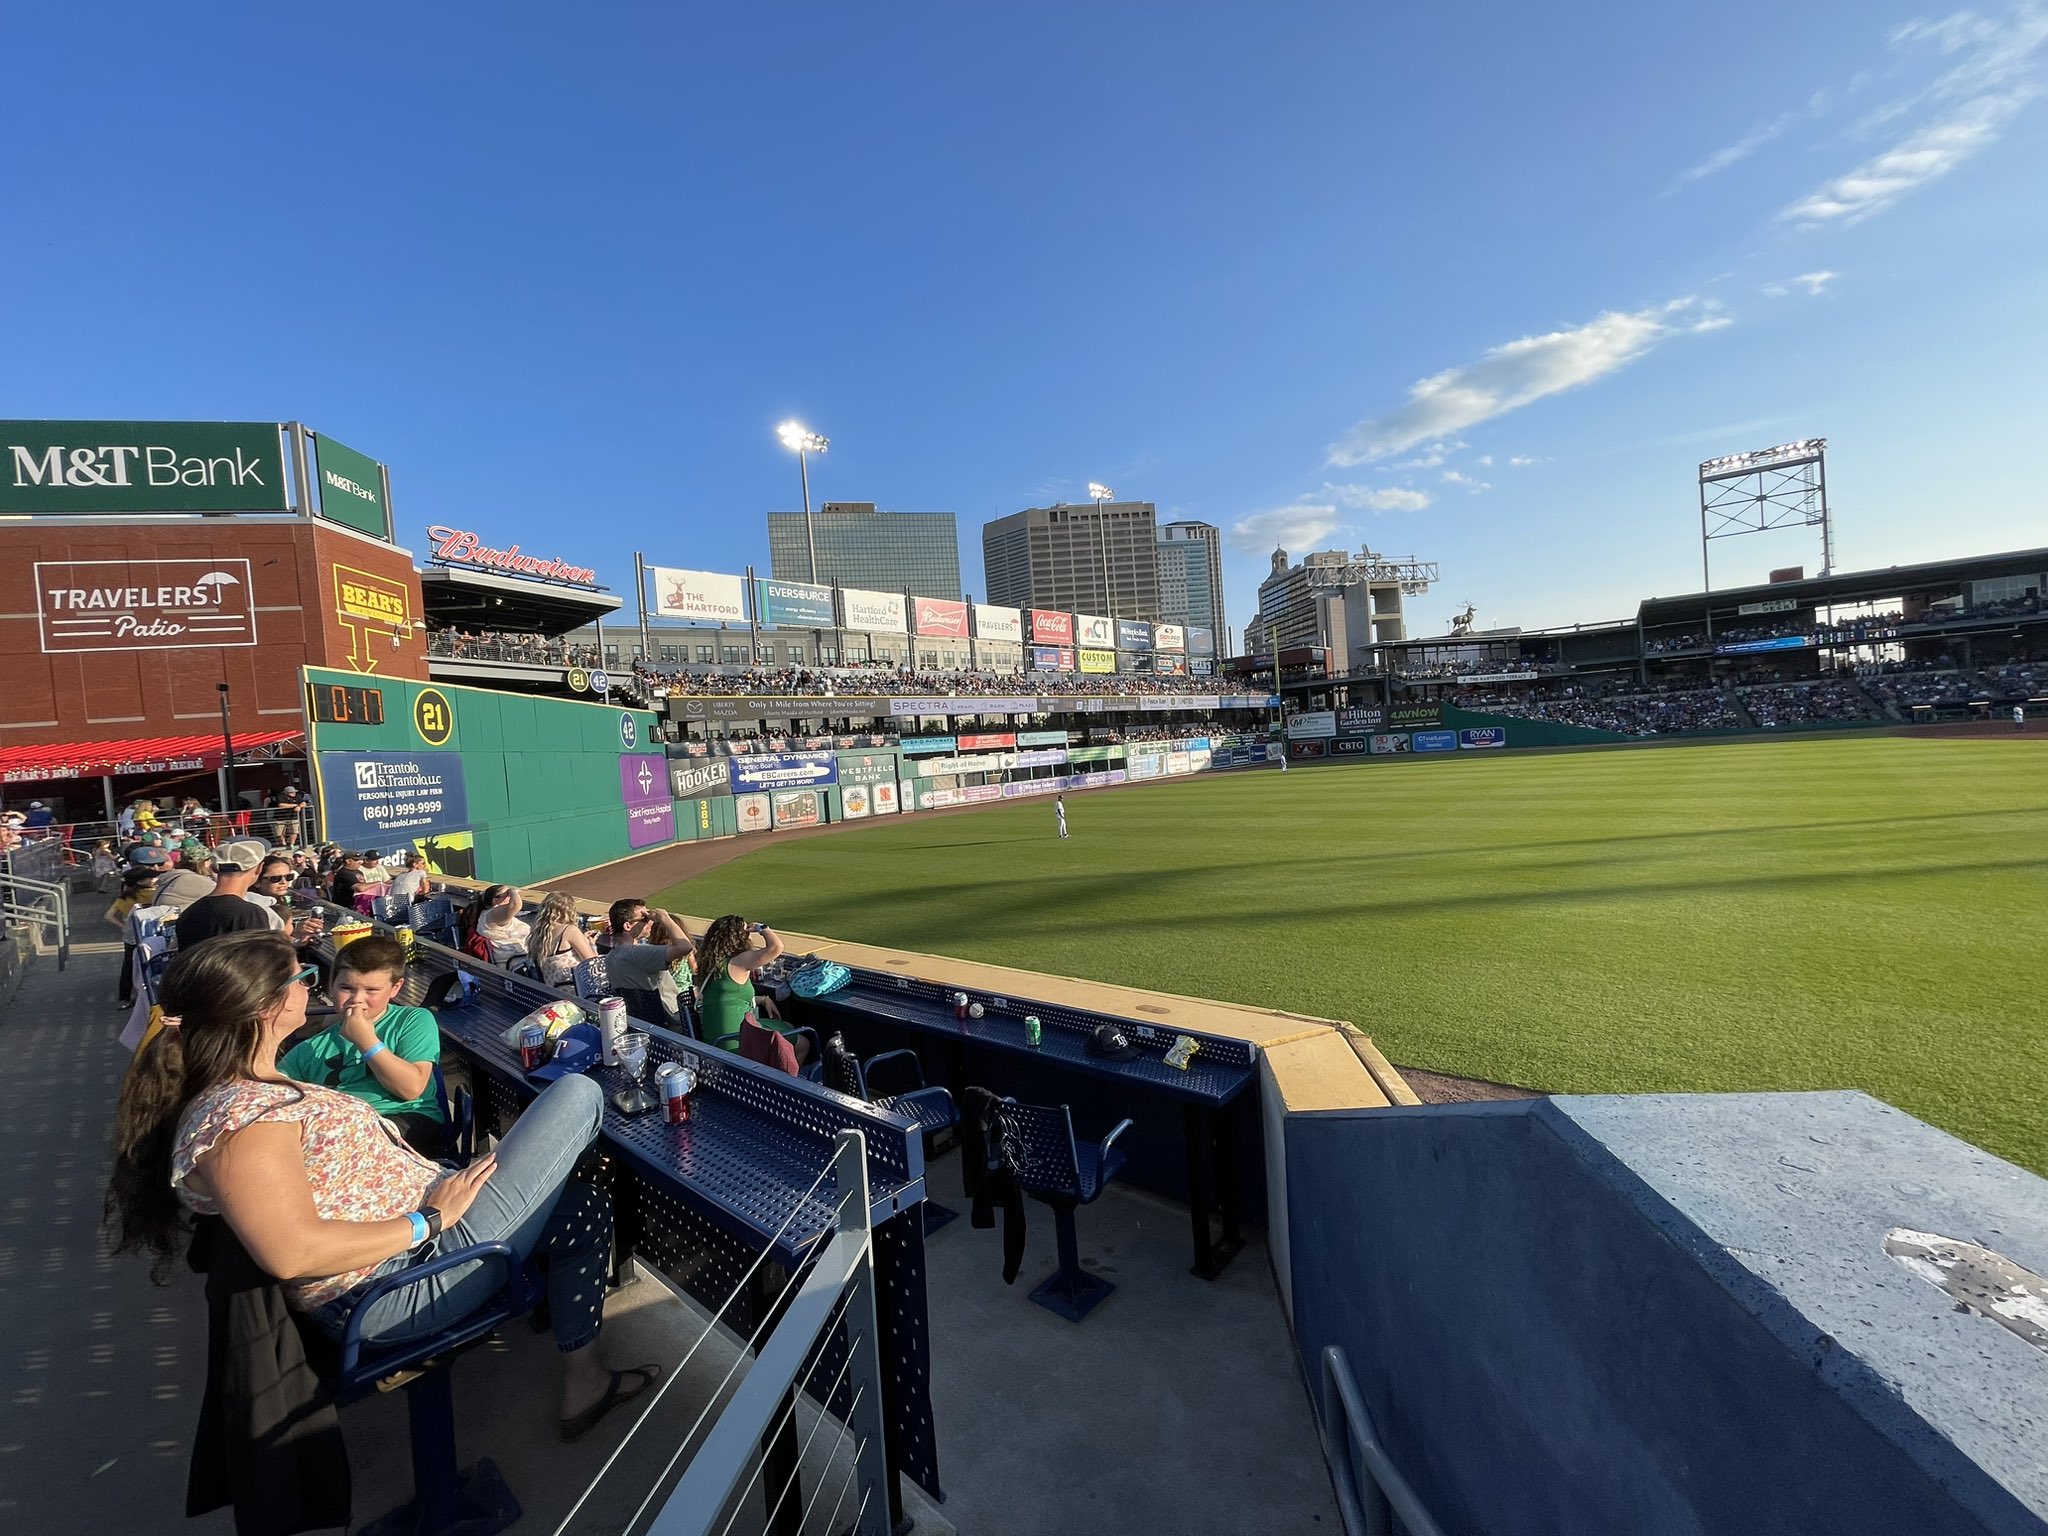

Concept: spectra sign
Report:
left=34, top=558, right=257, bottom=652
left=1, top=420, right=286, bottom=513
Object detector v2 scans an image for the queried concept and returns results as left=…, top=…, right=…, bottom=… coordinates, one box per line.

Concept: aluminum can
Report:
left=597, top=996, right=629, bottom=1066
left=518, top=1021, right=548, bottom=1071
left=658, top=1061, right=695, bottom=1124
left=1025, top=1015, right=1042, bottom=1049
left=953, top=991, right=969, bottom=1021
left=396, top=926, right=415, bottom=964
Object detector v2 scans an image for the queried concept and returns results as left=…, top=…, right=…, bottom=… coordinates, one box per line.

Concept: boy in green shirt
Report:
left=280, top=933, right=445, bottom=1155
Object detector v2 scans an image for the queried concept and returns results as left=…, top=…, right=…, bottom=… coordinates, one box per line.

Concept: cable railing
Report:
left=554, top=1128, right=890, bottom=1536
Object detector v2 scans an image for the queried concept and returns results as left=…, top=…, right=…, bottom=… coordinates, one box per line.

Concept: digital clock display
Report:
left=308, top=683, right=386, bottom=726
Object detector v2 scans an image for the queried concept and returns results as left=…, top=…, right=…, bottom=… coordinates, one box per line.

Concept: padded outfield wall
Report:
left=304, top=666, right=668, bottom=885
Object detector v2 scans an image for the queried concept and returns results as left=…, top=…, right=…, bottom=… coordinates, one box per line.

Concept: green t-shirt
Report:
left=280, top=1003, right=444, bottom=1122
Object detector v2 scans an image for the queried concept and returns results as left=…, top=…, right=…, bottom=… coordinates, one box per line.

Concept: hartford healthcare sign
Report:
left=1, top=420, right=288, bottom=514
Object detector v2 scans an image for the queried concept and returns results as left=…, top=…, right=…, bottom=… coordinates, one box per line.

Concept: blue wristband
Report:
left=406, top=1211, right=428, bottom=1245
left=360, top=1042, right=387, bottom=1064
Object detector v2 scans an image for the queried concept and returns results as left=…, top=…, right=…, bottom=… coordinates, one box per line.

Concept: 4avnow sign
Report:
left=34, top=558, right=257, bottom=652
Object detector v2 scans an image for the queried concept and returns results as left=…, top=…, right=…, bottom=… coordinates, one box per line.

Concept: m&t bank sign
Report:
left=0, top=421, right=288, bottom=514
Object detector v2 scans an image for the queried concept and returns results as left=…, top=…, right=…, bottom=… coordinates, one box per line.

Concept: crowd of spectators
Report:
left=1452, top=674, right=1744, bottom=735
left=1867, top=661, right=2048, bottom=711
left=1738, top=680, right=1882, bottom=726
left=429, top=629, right=603, bottom=667
left=630, top=660, right=1230, bottom=700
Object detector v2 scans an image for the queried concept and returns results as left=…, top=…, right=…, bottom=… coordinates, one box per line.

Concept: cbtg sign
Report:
left=1, top=420, right=287, bottom=514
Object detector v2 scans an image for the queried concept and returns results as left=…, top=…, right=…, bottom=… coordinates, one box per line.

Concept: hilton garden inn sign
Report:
left=0, top=420, right=289, bottom=514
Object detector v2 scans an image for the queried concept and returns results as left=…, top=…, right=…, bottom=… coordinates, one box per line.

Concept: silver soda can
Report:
left=657, top=1061, right=693, bottom=1124
left=598, top=996, right=629, bottom=1066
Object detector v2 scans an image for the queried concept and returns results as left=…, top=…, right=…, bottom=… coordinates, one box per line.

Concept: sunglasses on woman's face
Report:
left=290, top=965, right=320, bottom=989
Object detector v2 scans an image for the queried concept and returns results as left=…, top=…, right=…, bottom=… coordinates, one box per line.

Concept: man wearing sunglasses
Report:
left=173, top=839, right=284, bottom=950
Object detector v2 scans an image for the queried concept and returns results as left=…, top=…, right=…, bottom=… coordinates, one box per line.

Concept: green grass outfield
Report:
left=654, top=736, right=2048, bottom=1173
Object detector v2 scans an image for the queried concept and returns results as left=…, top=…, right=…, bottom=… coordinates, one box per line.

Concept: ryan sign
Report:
left=34, top=558, right=258, bottom=652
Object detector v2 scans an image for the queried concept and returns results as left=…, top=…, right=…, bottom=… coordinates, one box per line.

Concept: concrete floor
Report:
left=1, top=916, right=1335, bottom=1535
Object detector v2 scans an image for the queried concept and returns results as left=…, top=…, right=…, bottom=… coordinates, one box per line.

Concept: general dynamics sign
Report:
left=0, top=420, right=288, bottom=514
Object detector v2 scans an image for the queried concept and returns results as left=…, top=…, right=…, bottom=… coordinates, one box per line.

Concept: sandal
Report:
left=559, top=1364, right=661, bottom=1442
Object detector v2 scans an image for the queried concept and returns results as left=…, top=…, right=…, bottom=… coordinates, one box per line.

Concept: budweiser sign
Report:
left=424, top=526, right=598, bottom=586
left=34, top=558, right=258, bottom=652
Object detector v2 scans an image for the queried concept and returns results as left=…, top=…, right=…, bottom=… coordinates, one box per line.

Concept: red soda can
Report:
left=518, top=1021, right=547, bottom=1071
left=658, top=1062, right=693, bottom=1124
left=953, top=991, right=969, bottom=1021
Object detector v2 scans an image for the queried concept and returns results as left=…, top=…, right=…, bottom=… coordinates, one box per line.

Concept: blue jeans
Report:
left=316, top=1073, right=613, bottom=1355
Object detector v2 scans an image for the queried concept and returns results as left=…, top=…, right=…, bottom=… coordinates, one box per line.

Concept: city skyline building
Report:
left=1156, top=519, right=1227, bottom=651
left=981, top=500, right=1161, bottom=621
left=766, top=501, right=962, bottom=599
left=1247, top=545, right=1436, bottom=666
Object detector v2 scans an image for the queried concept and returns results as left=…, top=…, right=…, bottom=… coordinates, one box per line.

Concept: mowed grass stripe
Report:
left=655, top=736, right=2048, bottom=1173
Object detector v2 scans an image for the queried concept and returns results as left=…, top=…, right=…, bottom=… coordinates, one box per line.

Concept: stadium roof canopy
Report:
left=1637, top=546, right=2048, bottom=627
left=419, top=565, right=623, bottom=637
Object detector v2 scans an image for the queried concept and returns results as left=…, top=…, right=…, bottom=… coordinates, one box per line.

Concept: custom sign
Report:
left=754, top=578, right=835, bottom=627
left=1412, top=729, right=1459, bottom=752
left=652, top=567, right=746, bottom=622
left=424, top=526, right=596, bottom=585
left=840, top=587, right=907, bottom=632
left=313, top=435, right=389, bottom=540
left=1188, top=626, right=1215, bottom=656
left=333, top=563, right=414, bottom=674
left=771, top=789, right=822, bottom=829
left=1287, top=711, right=1337, bottom=740
left=1155, top=623, right=1186, bottom=651
left=914, top=597, right=969, bottom=638
left=1388, top=703, right=1442, bottom=728
left=973, top=603, right=1022, bottom=641
left=1075, top=614, right=1114, bottom=646
left=957, top=732, right=1016, bottom=751
left=34, top=558, right=257, bottom=653
left=0, top=420, right=286, bottom=514
left=1459, top=727, right=1508, bottom=749
left=730, top=752, right=838, bottom=792
left=1336, top=706, right=1384, bottom=735
left=1370, top=734, right=1411, bottom=754
left=667, top=757, right=732, bottom=800
left=1029, top=609, right=1073, bottom=644
left=412, top=687, right=455, bottom=746
left=734, top=792, right=772, bottom=833
left=317, top=750, right=469, bottom=844
left=1078, top=649, right=1116, bottom=674
left=1117, top=619, right=1154, bottom=651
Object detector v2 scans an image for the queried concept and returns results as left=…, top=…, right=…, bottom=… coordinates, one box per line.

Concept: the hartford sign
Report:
left=0, top=421, right=287, bottom=514
left=34, top=558, right=258, bottom=652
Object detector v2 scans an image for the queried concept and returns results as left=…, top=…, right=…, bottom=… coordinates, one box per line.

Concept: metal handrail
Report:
left=1318, top=1346, right=1448, bottom=1536
left=0, top=869, right=71, bottom=971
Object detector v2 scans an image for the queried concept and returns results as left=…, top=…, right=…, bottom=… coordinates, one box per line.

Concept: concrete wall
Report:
left=1287, top=1092, right=2048, bottom=1536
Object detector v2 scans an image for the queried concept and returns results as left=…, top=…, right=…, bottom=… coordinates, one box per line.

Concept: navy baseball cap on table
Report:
left=1086, top=1023, right=1141, bottom=1061
left=530, top=1023, right=603, bottom=1081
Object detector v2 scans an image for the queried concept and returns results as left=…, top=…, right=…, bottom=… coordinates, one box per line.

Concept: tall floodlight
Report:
left=1088, top=482, right=1114, bottom=616
left=1697, top=439, right=1831, bottom=591
left=777, top=421, right=830, bottom=583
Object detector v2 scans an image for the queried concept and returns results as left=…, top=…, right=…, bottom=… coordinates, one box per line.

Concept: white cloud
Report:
left=1765, top=270, right=1839, bottom=297
left=1441, top=469, right=1492, bottom=494
left=1228, top=501, right=1347, bottom=553
left=1477, top=453, right=1493, bottom=466
left=1508, top=455, right=1543, bottom=467
left=1326, top=297, right=1728, bottom=466
left=1324, top=482, right=1433, bottom=513
left=1678, top=111, right=1803, bottom=184
left=1782, top=7, right=2048, bottom=225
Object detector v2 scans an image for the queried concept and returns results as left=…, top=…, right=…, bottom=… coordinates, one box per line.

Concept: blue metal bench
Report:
left=990, top=1098, right=1133, bottom=1322
left=856, top=1049, right=961, bottom=1234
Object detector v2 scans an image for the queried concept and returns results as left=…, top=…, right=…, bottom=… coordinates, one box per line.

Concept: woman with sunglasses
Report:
left=107, top=931, right=657, bottom=1439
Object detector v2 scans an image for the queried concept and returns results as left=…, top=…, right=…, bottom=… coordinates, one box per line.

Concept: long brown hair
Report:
left=104, top=930, right=300, bottom=1282
left=694, top=914, right=755, bottom=994
left=526, top=892, right=579, bottom=968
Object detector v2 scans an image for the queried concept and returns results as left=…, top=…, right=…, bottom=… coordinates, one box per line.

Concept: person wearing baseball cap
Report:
left=173, top=839, right=280, bottom=950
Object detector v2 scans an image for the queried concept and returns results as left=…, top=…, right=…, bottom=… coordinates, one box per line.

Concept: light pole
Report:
left=777, top=421, right=830, bottom=584
left=216, top=681, right=237, bottom=813
left=1088, top=481, right=1114, bottom=618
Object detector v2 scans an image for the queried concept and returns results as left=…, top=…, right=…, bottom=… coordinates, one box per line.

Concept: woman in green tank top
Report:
left=694, top=916, right=807, bottom=1062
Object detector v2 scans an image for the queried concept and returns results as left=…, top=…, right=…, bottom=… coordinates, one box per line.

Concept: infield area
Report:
left=653, top=735, right=2048, bottom=1173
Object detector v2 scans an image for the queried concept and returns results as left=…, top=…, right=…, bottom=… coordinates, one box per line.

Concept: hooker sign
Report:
left=35, top=558, right=258, bottom=652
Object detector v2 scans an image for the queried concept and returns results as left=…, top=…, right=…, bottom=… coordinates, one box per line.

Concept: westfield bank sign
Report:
left=34, top=558, right=259, bottom=652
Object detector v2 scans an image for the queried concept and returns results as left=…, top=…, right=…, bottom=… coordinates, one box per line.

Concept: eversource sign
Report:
left=0, top=420, right=288, bottom=514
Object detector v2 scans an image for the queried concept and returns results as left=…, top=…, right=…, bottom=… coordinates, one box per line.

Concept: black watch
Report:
left=417, top=1208, right=444, bottom=1242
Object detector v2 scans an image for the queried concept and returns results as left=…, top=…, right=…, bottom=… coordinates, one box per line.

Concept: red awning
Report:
left=0, top=730, right=303, bottom=786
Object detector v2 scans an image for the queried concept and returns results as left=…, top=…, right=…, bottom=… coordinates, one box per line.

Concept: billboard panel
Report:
left=1075, top=613, right=1114, bottom=646
left=652, top=567, right=746, bottom=622
left=734, top=792, right=772, bottom=833
left=626, top=800, right=674, bottom=848
left=1078, top=648, right=1116, bottom=674
left=1117, top=619, right=1154, bottom=651
left=312, top=434, right=390, bottom=540
left=957, top=732, right=1015, bottom=750
left=1370, top=734, right=1410, bottom=754
left=0, top=419, right=287, bottom=514
left=874, top=781, right=900, bottom=815
left=618, top=753, right=667, bottom=806
left=1155, top=623, right=1186, bottom=651
left=1017, top=730, right=1068, bottom=747
left=1412, top=729, right=1458, bottom=752
left=35, top=557, right=258, bottom=653
left=1459, top=727, right=1508, bottom=749
left=731, top=752, right=838, bottom=791
left=1336, top=706, right=1385, bottom=735
left=841, top=783, right=873, bottom=819
left=317, top=750, right=470, bottom=845
left=771, top=789, right=822, bottom=829
left=1152, top=652, right=1186, bottom=675
left=973, top=603, right=1022, bottom=641
left=754, top=578, right=835, bottom=626
left=668, top=757, right=732, bottom=800
left=1388, top=703, right=1443, bottom=729
left=1030, top=646, right=1071, bottom=670
left=1029, top=609, right=1073, bottom=644
left=841, top=587, right=907, bottom=632
left=1188, top=625, right=1215, bottom=656
left=914, top=596, right=969, bottom=638
left=1287, top=711, right=1337, bottom=740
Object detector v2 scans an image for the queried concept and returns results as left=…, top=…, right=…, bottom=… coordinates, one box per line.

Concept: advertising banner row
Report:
left=1288, top=726, right=1508, bottom=759
left=667, top=693, right=1273, bottom=723
left=646, top=566, right=1212, bottom=653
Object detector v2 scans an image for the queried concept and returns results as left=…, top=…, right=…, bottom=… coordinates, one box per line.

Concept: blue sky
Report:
left=5, top=3, right=2044, bottom=644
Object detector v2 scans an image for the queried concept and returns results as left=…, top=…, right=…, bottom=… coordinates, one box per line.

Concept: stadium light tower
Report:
left=1697, top=438, right=1831, bottom=592
left=1088, top=481, right=1115, bottom=617
left=777, top=420, right=830, bottom=583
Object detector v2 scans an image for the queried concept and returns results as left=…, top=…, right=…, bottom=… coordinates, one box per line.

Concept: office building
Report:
left=1156, top=520, right=1227, bottom=646
left=1247, top=546, right=1436, bottom=666
left=981, top=500, right=1160, bottom=620
left=767, top=501, right=963, bottom=599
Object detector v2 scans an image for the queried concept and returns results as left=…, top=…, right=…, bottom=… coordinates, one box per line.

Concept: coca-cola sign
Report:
left=35, top=557, right=257, bottom=652
left=424, top=525, right=598, bottom=586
